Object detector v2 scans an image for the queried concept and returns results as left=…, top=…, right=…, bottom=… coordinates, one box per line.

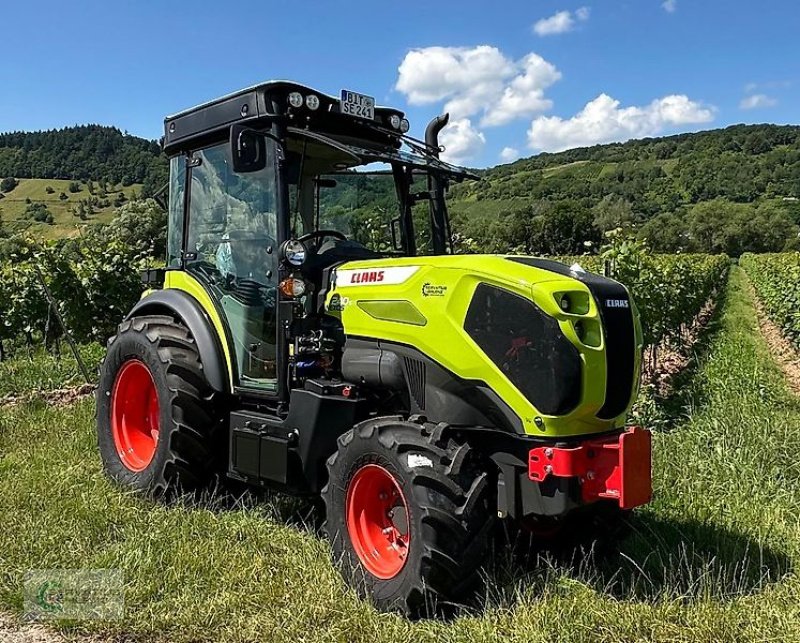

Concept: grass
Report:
left=0, top=344, right=104, bottom=397
left=1, top=267, right=800, bottom=641
left=0, top=178, right=142, bottom=240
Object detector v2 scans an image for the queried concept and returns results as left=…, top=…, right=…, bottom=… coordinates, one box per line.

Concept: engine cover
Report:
left=325, top=255, right=643, bottom=439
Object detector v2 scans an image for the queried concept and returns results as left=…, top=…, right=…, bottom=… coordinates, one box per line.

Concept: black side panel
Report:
left=127, top=289, right=228, bottom=392
left=228, top=389, right=369, bottom=493
left=341, top=339, right=525, bottom=434
left=464, top=284, right=582, bottom=416
left=508, top=257, right=636, bottom=419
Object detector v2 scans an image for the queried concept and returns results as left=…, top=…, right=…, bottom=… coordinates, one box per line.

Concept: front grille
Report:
left=464, top=283, right=582, bottom=416
left=508, top=257, right=636, bottom=419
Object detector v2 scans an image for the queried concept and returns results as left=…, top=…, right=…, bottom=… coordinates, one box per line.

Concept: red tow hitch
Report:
left=528, top=426, right=652, bottom=510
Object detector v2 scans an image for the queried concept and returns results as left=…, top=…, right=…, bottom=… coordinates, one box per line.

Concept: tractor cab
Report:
left=161, top=81, right=472, bottom=395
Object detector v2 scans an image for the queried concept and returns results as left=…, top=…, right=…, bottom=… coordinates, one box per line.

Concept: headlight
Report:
left=399, top=118, right=410, bottom=133
left=288, top=92, right=304, bottom=108
left=306, top=94, right=320, bottom=110
left=280, top=239, right=307, bottom=266
left=389, top=114, right=401, bottom=129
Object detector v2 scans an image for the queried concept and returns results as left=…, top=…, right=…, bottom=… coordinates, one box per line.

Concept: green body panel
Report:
left=327, top=255, right=643, bottom=438
left=163, top=270, right=237, bottom=389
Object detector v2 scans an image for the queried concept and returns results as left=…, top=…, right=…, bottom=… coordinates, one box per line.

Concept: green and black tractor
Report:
left=97, top=81, right=652, bottom=614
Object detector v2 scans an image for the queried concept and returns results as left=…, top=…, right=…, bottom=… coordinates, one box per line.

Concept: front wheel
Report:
left=322, top=417, right=494, bottom=615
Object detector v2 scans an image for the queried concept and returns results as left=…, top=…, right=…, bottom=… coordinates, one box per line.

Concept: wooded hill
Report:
left=0, top=125, right=167, bottom=197
left=449, top=124, right=800, bottom=256
left=2, top=122, right=799, bottom=255
left=461, top=123, right=800, bottom=211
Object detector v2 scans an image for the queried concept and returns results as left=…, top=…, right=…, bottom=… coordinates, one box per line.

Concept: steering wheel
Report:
left=297, top=229, right=347, bottom=245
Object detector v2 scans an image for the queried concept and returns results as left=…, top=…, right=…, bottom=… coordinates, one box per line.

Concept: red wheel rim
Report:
left=111, top=360, right=160, bottom=472
left=346, top=464, right=411, bottom=579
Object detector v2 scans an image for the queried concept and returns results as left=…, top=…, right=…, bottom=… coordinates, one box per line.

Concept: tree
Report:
left=45, top=185, right=55, bottom=194
left=592, top=195, right=636, bottom=233
left=68, top=181, right=81, bottom=193
left=23, top=202, right=54, bottom=224
left=88, top=198, right=167, bottom=258
left=87, top=179, right=95, bottom=194
left=0, top=177, right=17, bottom=193
left=58, top=192, right=68, bottom=201
left=638, top=212, right=692, bottom=252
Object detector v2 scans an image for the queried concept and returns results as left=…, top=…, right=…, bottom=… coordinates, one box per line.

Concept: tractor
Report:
left=96, top=81, right=652, bottom=614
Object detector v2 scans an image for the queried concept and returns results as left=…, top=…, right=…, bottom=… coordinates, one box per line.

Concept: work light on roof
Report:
left=305, top=94, right=320, bottom=111
left=288, top=92, right=304, bottom=108
left=399, top=118, right=410, bottom=134
left=389, top=114, right=401, bottom=129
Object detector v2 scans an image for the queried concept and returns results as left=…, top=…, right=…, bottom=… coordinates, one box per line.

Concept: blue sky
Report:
left=1, top=0, right=798, bottom=167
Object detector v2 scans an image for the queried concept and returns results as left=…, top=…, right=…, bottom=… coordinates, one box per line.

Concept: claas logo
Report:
left=350, top=270, right=385, bottom=284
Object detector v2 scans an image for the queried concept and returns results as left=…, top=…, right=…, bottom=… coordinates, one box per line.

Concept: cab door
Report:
left=175, top=141, right=281, bottom=393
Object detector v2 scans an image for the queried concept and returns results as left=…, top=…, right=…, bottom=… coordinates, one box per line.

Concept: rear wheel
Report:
left=96, top=315, right=224, bottom=495
left=323, top=417, right=494, bottom=616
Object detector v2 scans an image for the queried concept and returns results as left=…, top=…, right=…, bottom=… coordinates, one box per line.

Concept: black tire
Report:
left=322, top=416, right=494, bottom=616
left=96, top=314, right=225, bottom=496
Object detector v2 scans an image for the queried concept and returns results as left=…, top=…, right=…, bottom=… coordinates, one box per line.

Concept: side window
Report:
left=167, top=156, right=185, bottom=268
left=188, top=144, right=278, bottom=282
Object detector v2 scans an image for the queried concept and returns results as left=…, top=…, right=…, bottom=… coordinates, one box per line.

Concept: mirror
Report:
left=230, top=123, right=267, bottom=173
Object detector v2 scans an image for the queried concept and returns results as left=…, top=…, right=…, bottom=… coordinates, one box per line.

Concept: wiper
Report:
left=359, top=120, right=440, bottom=158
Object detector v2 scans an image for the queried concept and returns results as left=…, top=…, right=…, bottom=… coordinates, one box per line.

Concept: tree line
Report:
left=0, top=125, right=168, bottom=197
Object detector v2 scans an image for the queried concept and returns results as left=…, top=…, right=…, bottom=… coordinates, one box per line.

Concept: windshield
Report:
left=309, top=169, right=428, bottom=254
left=285, top=130, right=466, bottom=256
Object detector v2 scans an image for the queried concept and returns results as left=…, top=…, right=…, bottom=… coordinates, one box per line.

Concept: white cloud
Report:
left=500, top=147, right=521, bottom=163
left=395, top=45, right=514, bottom=114
left=533, top=7, right=590, bottom=36
left=396, top=46, right=560, bottom=129
left=740, top=93, right=778, bottom=110
left=481, top=54, right=561, bottom=126
left=662, top=0, right=677, bottom=13
left=439, top=118, right=486, bottom=164
left=528, top=93, right=715, bottom=152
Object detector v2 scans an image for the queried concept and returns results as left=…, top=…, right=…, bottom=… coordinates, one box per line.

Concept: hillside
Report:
left=0, top=178, right=141, bottom=239
left=2, top=122, right=800, bottom=254
left=448, top=124, right=800, bottom=255
left=456, top=123, right=800, bottom=210
left=0, top=125, right=166, bottom=196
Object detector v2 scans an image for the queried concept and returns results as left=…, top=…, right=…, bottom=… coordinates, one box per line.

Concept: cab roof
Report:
left=162, top=80, right=406, bottom=156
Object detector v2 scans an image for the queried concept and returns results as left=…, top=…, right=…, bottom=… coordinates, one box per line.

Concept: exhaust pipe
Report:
left=425, top=113, right=450, bottom=158
left=424, top=114, right=451, bottom=254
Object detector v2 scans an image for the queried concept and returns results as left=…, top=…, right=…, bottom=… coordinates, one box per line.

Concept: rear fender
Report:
left=126, top=289, right=229, bottom=393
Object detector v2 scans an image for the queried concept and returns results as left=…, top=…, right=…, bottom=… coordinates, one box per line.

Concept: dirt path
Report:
left=746, top=278, right=800, bottom=396
left=0, top=384, right=95, bottom=410
left=0, top=613, right=72, bottom=643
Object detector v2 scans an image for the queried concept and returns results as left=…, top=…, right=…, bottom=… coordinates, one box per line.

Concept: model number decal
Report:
left=605, top=299, right=629, bottom=309
left=335, top=266, right=420, bottom=287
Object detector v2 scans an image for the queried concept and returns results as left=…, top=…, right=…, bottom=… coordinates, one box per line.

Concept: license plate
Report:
left=340, top=89, right=375, bottom=120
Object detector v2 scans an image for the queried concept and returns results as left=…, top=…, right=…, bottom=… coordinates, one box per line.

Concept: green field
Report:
left=0, top=178, right=142, bottom=239
left=1, top=267, right=800, bottom=641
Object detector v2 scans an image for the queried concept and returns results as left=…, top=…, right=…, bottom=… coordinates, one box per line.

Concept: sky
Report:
left=1, top=0, right=798, bottom=168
